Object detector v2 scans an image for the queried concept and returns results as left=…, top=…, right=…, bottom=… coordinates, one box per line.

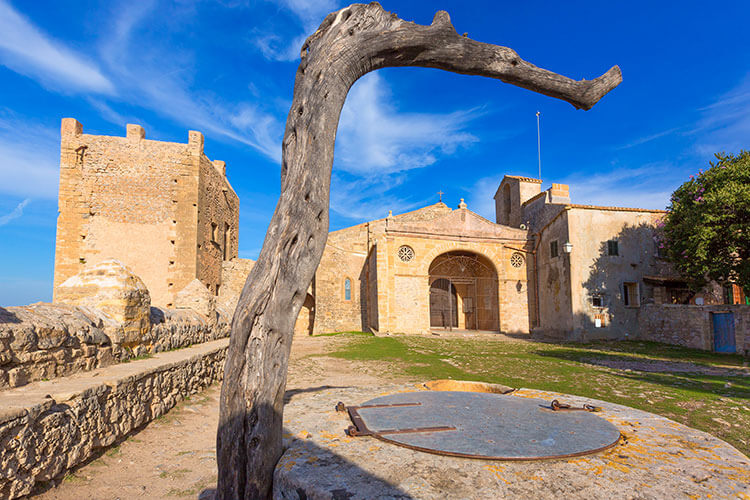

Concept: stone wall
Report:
left=218, top=258, right=256, bottom=315
left=196, top=150, right=239, bottom=295
left=313, top=223, right=369, bottom=334
left=494, top=176, right=542, bottom=228
left=0, top=303, right=229, bottom=390
left=0, top=340, right=227, bottom=499
left=568, top=207, right=669, bottom=341
left=637, top=304, right=749, bottom=354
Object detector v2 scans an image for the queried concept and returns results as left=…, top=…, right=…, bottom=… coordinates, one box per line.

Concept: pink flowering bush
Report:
left=662, top=151, right=749, bottom=290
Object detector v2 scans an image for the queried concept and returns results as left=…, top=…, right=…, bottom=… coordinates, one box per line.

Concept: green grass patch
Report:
left=313, top=330, right=375, bottom=337
left=159, top=468, right=191, bottom=479
left=319, top=335, right=750, bottom=456
left=105, top=445, right=122, bottom=458
left=63, top=472, right=85, bottom=483
left=122, top=353, right=153, bottom=363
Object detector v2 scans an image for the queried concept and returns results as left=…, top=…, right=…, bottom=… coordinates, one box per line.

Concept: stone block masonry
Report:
left=53, top=118, right=239, bottom=308
left=0, top=338, right=228, bottom=499
left=638, top=304, right=749, bottom=354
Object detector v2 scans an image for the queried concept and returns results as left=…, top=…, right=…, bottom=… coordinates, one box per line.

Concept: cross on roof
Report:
left=438, top=190, right=444, bottom=202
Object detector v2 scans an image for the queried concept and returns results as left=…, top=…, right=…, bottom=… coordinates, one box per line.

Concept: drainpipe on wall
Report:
left=533, top=236, right=541, bottom=329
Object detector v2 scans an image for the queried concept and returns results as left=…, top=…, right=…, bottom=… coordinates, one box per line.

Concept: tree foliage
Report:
left=662, top=151, right=750, bottom=291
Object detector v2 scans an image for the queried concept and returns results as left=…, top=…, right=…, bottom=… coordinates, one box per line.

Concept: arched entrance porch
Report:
left=428, top=251, right=499, bottom=331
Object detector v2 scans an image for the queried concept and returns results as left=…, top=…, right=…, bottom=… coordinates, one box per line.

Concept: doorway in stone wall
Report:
left=428, top=251, right=499, bottom=331
left=429, top=278, right=458, bottom=328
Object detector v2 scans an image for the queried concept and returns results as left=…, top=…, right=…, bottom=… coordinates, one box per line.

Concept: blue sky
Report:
left=0, top=0, right=748, bottom=306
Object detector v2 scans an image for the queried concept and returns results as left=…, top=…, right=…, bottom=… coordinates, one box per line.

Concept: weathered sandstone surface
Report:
left=55, top=260, right=151, bottom=345
left=0, top=339, right=228, bottom=499
left=0, top=305, right=228, bottom=390
left=175, top=278, right=216, bottom=318
left=276, top=384, right=750, bottom=499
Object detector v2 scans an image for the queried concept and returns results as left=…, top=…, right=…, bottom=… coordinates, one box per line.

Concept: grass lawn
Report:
left=313, top=333, right=750, bottom=457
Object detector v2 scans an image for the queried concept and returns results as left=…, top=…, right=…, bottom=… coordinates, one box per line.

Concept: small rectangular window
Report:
left=723, top=285, right=734, bottom=305
left=211, top=222, right=218, bottom=243
left=550, top=240, right=558, bottom=258
left=344, top=278, right=351, bottom=301
left=623, top=282, right=639, bottom=307
left=654, top=239, right=666, bottom=258
left=224, top=223, right=231, bottom=260
left=607, top=240, right=619, bottom=256
left=591, top=296, right=602, bottom=307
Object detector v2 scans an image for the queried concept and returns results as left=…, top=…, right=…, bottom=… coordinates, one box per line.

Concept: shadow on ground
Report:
left=205, top=396, right=412, bottom=499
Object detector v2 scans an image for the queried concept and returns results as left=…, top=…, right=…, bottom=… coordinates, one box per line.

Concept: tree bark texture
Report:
left=217, top=3, right=622, bottom=498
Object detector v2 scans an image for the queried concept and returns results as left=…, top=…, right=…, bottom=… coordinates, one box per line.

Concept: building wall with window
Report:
left=534, top=207, right=574, bottom=337
left=53, top=119, right=238, bottom=308
left=565, top=206, right=668, bottom=340
left=312, top=222, right=370, bottom=334
left=509, top=175, right=674, bottom=341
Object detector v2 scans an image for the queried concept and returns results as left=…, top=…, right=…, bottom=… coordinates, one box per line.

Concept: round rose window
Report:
left=398, top=245, right=415, bottom=262
left=510, top=252, right=524, bottom=268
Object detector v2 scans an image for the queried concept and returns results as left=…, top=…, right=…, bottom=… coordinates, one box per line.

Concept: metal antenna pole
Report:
left=536, top=111, right=541, bottom=180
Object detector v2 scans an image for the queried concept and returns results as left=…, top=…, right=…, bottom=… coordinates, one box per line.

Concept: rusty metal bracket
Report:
left=336, top=401, right=456, bottom=438
left=550, top=399, right=602, bottom=412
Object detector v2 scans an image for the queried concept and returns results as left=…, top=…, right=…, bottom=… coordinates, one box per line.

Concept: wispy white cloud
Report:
left=336, top=72, right=479, bottom=176
left=0, top=113, right=59, bottom=199
left=615, top=126, right=682, bottom=150
left=330, top=72, right=482, bottom=219
left=330, top=173, right=433, bottom=221
left=465, top=175, right=502, bottom=221
left=560, top=163, right=680, bottom=210
left=0, top=198, right=31, bottom=226
left=690, top=75, right=750, bottom=157
left=0, top=0, right=114, bottom=94
left=94, top=0, right=284, bottom=161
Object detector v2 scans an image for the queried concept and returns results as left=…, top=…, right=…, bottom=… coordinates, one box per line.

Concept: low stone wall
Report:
left=0, top=339, right=228, bottom=499
left=637, top=304, right=749, bottom=354
left=147, top=307, right=230, bottom=353
left=0, top=303, right=229, bottom=390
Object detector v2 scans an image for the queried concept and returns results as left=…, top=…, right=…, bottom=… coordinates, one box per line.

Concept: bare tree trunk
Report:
left=217, top=3, right=622, bottom=498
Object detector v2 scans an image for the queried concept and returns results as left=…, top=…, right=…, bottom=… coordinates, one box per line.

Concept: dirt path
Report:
left=33, top=335, right=395, bottom=499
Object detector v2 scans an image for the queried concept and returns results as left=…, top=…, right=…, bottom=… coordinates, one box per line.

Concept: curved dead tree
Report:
left=217, top=3, right=622, bottom=498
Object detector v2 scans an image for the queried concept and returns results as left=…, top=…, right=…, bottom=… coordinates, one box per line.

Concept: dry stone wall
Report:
left=0, top=303, right=228, bottom=390
left=638, top=304, right=749, bottom=354
left=0, top=340, right=227, bottom=499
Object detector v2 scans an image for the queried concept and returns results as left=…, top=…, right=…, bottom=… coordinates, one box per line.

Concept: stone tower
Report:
left=53, top=118, right=239, bottom=307
left=493, top=175, right=542, bottom=228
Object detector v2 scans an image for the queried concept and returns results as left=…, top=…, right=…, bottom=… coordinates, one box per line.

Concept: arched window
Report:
left=344, top=278, right=351, bottom=301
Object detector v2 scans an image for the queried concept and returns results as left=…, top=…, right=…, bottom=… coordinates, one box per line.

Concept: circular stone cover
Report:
left=353, top=391, right=621, bottom=460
